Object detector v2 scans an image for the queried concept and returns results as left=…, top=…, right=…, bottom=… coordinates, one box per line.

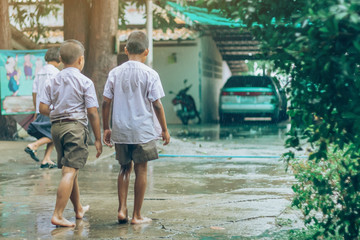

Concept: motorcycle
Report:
left=169, top=79, right=201, bottom=125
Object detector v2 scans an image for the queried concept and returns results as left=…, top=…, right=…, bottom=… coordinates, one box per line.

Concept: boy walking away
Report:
left=102, top=31, right=170, bottom=225
left=39, top=39, right=102, bottom=227
left=25, top=47, right=60, bottom=168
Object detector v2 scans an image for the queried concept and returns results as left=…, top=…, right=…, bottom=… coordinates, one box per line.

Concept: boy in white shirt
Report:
left=25, top=47, right=60, bottom=168
left=102, top=31, right=170, bottom=224
left=40, top=39, right=102, bottom=227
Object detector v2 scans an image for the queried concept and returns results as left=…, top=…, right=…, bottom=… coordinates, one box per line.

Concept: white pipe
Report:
left=146, top=0, right=153, bottom=68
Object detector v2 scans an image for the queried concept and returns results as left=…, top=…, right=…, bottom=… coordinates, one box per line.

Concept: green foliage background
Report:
left=10, top=0, right=176, bottom=43
left=197, top=0, right=360, bottom=238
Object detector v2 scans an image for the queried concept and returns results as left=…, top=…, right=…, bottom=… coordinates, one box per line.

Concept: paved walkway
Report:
left=0, top=124, right=303, bottom=239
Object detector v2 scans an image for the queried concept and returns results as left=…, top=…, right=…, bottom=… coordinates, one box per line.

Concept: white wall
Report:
left=222, top=61, right=232, bottom=85
left=153, top=43, right=201, bottom=124
left=199, top=36, right=225, bottom=123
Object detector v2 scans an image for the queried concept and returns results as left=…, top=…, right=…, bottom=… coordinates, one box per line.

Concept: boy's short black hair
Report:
left=126, top=31, right=149, bottom=55
left=60, top=39, right=85, bottom=65
left=45, top=47, right=60, bottom=63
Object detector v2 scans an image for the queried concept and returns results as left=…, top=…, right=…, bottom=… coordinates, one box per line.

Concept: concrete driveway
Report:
left=0, top=122, right=304, bottom=239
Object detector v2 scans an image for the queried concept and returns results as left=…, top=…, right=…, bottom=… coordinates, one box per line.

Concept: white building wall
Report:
left=153, top=42, right=201, bottom=124
left=222, top=61, right=232, bottom=84
left=200, top=36, right=225, bottom=123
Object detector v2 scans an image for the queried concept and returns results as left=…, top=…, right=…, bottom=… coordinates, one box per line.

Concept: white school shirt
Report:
left=40, top=67, right=99, bottom=126
left=32, top=64, right=59, bottom=113
left=103, top=61, right=165, bottom=144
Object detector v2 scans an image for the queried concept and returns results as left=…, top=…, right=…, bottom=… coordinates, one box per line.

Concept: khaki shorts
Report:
left=115, top=140, right=158, bottom=166
left=51, top=121, right=89, bottom=169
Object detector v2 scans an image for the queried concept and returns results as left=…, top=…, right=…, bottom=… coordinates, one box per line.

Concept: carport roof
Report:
left=166, top=1, right=264, bottom=73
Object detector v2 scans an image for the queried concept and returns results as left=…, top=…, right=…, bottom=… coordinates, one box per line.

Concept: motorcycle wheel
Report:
left=180, top=116, right=189, bottom=125
left=196, top=111, right=201, bottom=124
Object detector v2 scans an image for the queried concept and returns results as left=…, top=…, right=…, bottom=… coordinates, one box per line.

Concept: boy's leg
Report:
left=27, top=137, right=52, bottom=151
left=70, top=172, right=89, bottom=219
left=51, top=166, right=78, bottom=227
left=118, top=163, right=133, bottom=223
left=131, top=161, right=152, bottom=224
left=41, top=142, right=56, bottom=165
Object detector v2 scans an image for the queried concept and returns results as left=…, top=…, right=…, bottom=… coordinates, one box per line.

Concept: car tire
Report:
left=271, top=109, right=280, bottom=123
left=280, top=110, right=288, bottom=120
left=219, top=113, right=227, bottom=125
left=236, top=115, right=245, bottom=123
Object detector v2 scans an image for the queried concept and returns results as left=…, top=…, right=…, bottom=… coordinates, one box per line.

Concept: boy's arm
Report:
left=32, top=93, right=37, bottom=110
left=39, top=102, right=51, bottom=116
left=152, top=99, right=170, bottom=145
left=87, top=107, right=103, bottom=158
left=102, top=96, right=113, bottom=147
left=32, top=93, right=37, bottom=120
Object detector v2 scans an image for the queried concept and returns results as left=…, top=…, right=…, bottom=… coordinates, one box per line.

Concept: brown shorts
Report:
left=51, top=121, right=89, bottom=169
left=115, top=140, right=158, bottom=166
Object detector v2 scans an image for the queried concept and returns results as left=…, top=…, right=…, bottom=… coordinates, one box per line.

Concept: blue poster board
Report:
left=0, top=49, right=47, bottom=115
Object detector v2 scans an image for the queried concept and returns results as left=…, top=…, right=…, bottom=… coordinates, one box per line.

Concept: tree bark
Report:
left=63, top=0, right=90, bottom=56
left=0, top=0, right=17, bottom=140
left=84, top=0, right=118, bottom=115
left=0, top=0, right=11, bottom=49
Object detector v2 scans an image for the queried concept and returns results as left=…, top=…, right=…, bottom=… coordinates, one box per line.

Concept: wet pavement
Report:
left=0, top=121, right=304, bottom=239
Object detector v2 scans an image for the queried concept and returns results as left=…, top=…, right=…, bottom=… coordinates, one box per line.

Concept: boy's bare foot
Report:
left=118, top=209, right=128, bottom=224
left=131, top=217, right=152, bottom=225
left=51, top=216, right=76, bottom=227
left=75, top=205, right=90, bottom=219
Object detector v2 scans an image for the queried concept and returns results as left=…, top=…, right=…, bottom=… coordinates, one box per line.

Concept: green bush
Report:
left=290, top=145, right=360, bottom=239
left=197, top=0, right=360, bottom=238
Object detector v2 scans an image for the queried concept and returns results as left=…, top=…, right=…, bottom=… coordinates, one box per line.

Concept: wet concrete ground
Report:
left=0, top=122, right=304, bottom=239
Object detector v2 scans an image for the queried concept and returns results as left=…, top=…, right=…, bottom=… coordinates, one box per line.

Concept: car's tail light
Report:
left=221, top=91, right=230, bottom=96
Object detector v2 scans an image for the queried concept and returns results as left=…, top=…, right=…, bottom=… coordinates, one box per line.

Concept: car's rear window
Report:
left=224, top=76, right=273, bottom=88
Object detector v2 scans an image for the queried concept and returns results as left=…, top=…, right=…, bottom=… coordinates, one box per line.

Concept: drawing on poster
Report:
left=0, top=49, right=47, bottom=115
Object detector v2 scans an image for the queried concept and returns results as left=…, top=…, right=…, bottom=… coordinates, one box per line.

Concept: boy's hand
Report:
left=103, top=129, right=113, bottom=147
left=162, top=130, right=170, bottom=146
left=95, top=139, right=103, bottom=158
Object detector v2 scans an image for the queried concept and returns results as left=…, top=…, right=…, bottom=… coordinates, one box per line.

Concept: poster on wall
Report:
left=0, top=49, right=47, bottom=115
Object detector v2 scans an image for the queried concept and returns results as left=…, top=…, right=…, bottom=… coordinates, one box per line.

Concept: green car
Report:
left=219, top=75, right=287, bottom=123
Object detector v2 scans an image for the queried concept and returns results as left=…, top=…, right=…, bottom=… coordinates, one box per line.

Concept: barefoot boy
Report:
left=39, top=39, right=102, bottom=227
left=102, top=31, right=170, bottom=224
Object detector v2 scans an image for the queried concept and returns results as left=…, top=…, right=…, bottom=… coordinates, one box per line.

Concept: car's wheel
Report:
left=236, top=115, right=245, bottom=123
left=280, top=110, right=288, bottom=120
left=271, top=109, right=280, bottom=123
left=219, top=113, right=227, bottom=125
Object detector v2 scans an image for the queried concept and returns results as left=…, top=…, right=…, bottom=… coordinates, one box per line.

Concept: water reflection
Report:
left=170, top=121, right=289, bottom=141
left=51, top=219, right=89, bottom=238
left=0, top=121, right=295, bottom=239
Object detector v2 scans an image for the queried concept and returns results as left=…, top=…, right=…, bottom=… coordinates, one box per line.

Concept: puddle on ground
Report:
left=0, top=122, right=300, bottom=239
left=171, top=122, right=289, bottom=141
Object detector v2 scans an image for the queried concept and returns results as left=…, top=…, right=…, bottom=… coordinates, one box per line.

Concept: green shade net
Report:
left=166, top=1, right=246, bottom=27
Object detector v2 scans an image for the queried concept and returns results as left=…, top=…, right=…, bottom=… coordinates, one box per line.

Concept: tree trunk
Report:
left=63, top=0, right=90, bottom=56
left=84, top=0, right=118, bottom=115
left=0, top=0, right=17, bottom=140
left=0, top=0, right=11, bottom=49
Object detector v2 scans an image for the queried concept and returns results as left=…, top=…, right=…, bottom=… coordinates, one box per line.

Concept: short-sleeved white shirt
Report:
left=103, top=61, right=165, bottom=144
left=40, top=67, right=99, bottom=126
left=32, top=64, right=59, bottom=113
